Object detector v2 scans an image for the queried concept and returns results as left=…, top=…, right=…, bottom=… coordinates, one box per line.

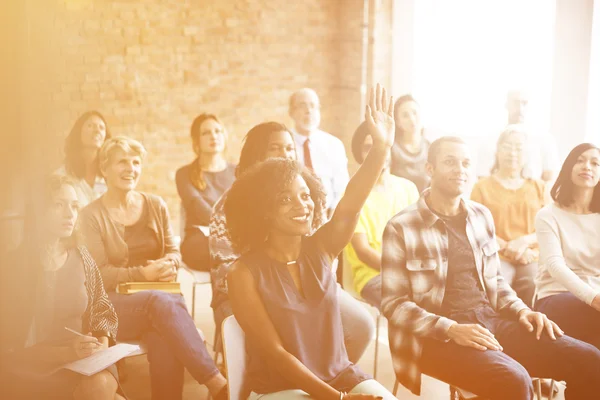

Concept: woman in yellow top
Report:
left=344, top=122, right=419, bottom=309
left=470, top=125, right=547, bottom=306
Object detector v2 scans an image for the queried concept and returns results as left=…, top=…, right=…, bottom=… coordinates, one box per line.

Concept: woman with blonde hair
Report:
left=1, top=174, right=123, bottom=399
left=471, top=125, right=547, bottom=305
left=176, top=114, right=235, bottom=271
left=79, top=136, right=227, bottom=400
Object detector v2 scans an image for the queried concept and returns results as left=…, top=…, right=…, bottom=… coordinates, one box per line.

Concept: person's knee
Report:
left=75, top=370, right=117, bottom=400
left=149, top=290, right=186, bottom=311
left=339, top=296, right=376, bottom=362
left=501, top=365, right=534, bottom=400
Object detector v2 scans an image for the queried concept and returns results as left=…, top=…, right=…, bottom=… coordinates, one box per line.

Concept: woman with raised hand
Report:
left=1, top=174, right=122, bottom=399
left=209, top=122, right=375, bottom=365
left=471, top=125, right=547, bottom=306
left=224, top=85, right=396, bottom=400
left=534, top=143, right=600, bottom=349
left=78, top=136, right=227, bottom=400
left=176, top=113, right=236, bottom=271
left=57, top=111, right=111, bottom=207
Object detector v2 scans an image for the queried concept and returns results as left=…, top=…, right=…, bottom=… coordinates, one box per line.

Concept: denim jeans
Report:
left=420, top=307, right=600, bottom=400
left=248, top=379, right=395, bottom=400
left=500, top=260, right=537, bottom=307
left=536, top=292, right=600, bottom=350
left=108, top=291, right=219, bottom=400
left=359, top=275, right=382, bottom=311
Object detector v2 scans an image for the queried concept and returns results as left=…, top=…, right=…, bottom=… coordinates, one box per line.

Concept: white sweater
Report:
left=535, top=203, right=600, bottom=305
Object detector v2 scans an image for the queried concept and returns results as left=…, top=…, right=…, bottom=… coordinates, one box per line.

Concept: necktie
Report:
left=303, top=138, right=314, bottom=171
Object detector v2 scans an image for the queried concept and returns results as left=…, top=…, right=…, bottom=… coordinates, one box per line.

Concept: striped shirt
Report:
left=381, top=189, right=528, bottom=395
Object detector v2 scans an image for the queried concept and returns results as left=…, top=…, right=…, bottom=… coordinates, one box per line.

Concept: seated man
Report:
left=344, top=122, right=419, bottom=309
left=381, top=136, right=600, bottom=399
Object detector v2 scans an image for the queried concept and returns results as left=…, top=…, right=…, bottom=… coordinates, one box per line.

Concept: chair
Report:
left=341, top=252, right=382, bottom=379
left=221, top=315, right=247, bottom=400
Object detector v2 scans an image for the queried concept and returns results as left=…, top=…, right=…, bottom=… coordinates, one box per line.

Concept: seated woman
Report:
left=390, top=94, right=430, bottom=192
left=224, top=85, right=396, bottom=400
left=470, top=125, right=546, bottom=306
left=534, top=143, right=600, bottom=349
left=78, top=136, right=227, bottom=400
left=57, top=111, right=111, bottom=207
left=209, top=122, right=375, bottom=364
left=176, top=114, right=235, bottom=271
left=343, top=122, right=419, bottom=309
left=0, top=174, right=122, bottom=399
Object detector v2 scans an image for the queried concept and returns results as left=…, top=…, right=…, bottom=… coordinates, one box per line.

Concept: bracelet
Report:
left=339, top=391, right=347, bottom=400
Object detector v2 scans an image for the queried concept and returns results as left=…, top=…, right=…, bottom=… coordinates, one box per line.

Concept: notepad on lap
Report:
left=116, top=282, right=181, bottom=294
left=52, top=343, right=140, bottom=376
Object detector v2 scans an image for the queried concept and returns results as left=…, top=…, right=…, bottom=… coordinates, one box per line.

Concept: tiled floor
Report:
left=120, top=271, right=451, bottom=399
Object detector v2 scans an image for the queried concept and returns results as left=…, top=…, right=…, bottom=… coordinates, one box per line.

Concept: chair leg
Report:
left=191, top=283, right=197, bottom=320
left=373, top=313, right=380, bottom=380
left=392, top=380, right=399, bottom=397
left=534, top=378, right=542, bottom=400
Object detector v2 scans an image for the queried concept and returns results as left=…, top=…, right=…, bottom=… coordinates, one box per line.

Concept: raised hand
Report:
left=364, top=83, right=395, bottom=149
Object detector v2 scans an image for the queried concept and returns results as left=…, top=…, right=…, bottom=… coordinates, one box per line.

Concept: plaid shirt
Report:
left=381, top=189, right=528, bottom=395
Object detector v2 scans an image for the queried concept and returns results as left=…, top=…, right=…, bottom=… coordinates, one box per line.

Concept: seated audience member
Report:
left=224, top=85, right=396, bottom=400
left=535, top=143, right=600, bottom=349
left=343, top=122, right=419, bottom=309
left=176, top=114, right=235, bottom=271
left=382, top=136, right=600, bottom=399
left=0, top=175, right=122, bottom=399
left=390, top=94, right=430, bottom=192
left=209, top=122, right=375, bottom=364
left=470, top=125, right=546, bottom=306
left=289, top=88, right=349, bottom=214
left=78, top=137, right=227, bottom=400
left=477, top=90, right=559, bottom=183
left=57, top=111, right=111, bottom=207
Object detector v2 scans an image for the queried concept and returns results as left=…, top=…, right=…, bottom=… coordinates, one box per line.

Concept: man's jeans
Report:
left=420, top=307, right=600, bottom=400
left=109, top=291, right=219, bottom=400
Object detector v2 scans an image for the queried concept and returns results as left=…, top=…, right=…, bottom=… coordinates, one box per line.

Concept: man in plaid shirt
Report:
left=382, top=136, right=600, bottom=399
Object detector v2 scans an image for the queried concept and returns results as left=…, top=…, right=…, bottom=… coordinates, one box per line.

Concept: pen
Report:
left=64, top=327, right=100, bottom=343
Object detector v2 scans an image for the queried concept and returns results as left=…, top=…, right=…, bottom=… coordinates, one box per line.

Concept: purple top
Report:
left=241, top=235, right=370, bottom=394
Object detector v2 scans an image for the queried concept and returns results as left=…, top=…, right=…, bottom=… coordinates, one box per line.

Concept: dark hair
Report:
left=427, top=136, right=467, bottom=165
left=189, top=113, right=224, bottom=191
left=393, top=94, right=423, bottom=141
left=64, top=111, right=111, bottom=179
left=236, top=122, right=293, bottom=178
left=224, top=158, right=326, bottom=253
left=551, top=143, right=600, bottom=212
left=351, top=121, right=370, bottom=164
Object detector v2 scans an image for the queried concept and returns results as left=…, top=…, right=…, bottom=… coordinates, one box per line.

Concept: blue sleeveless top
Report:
left=241, top=235, right=370, bottom=394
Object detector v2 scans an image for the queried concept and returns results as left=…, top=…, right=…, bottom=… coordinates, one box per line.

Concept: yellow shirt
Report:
left=470, top=176, right=546, bottom=261
left=344, top=175, right=419, bottom=295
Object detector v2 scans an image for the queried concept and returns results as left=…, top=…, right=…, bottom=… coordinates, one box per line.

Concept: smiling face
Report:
left=80, top=114, right=107, bottom=149
left=269, top=174, right=315, bottom=237
left=197, top=118, right=226, bottom=155
left=427, top=141, right=472, bottom=198
left=263, top=130, right=297, bottom=161
left=102, top=148, right=142, bottom=192
left=46, top=183, right=79, bottom=239
left=571, top=148, right=600, bottom=189
left=497, top=131, right=526, bottom=173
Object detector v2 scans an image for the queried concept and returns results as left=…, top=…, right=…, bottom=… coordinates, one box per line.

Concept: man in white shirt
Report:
left=477, top=90, right=559, bottom=183
left=289, top=88, right=350, bottom=214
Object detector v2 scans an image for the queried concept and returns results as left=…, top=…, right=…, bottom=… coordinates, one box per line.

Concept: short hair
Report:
left=427, top=136, right=467, bottom=165
left=551, top=143, right=600, bottom=213
left=98, top=136, right=147, bottom=172
left=289, top=88, right=320, bottom=111
left=236, top=122, right=294, bottom=178
left=490, top=124, right=529, bottom=175
left=224, top=158, right=326, bottom=253
left=351, top=121, right=370, bottom=164
left=64, top=111, right=111, bottom=179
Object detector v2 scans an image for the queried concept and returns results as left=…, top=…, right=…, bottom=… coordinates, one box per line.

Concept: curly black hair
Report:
left=224, top=158, right=327, bottom=253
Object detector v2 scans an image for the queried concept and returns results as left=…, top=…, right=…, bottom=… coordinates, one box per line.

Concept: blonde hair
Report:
left=99, top=136, right=147, bottom=172
left=491, top=124, right=529, bottom=175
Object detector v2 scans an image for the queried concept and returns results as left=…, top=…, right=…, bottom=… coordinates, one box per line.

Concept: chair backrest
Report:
left=222, top=315, right=247, bottom=400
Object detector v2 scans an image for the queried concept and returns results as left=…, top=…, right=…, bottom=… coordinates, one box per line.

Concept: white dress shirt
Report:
left=293, top=129, right=349, bottom=210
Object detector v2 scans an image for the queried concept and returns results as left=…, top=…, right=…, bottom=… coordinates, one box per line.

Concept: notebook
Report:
left=116, top=282, right=182, bottom=295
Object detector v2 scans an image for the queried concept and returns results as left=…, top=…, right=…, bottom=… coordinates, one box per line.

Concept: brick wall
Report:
left=16, top=0, right=393, bottom=233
